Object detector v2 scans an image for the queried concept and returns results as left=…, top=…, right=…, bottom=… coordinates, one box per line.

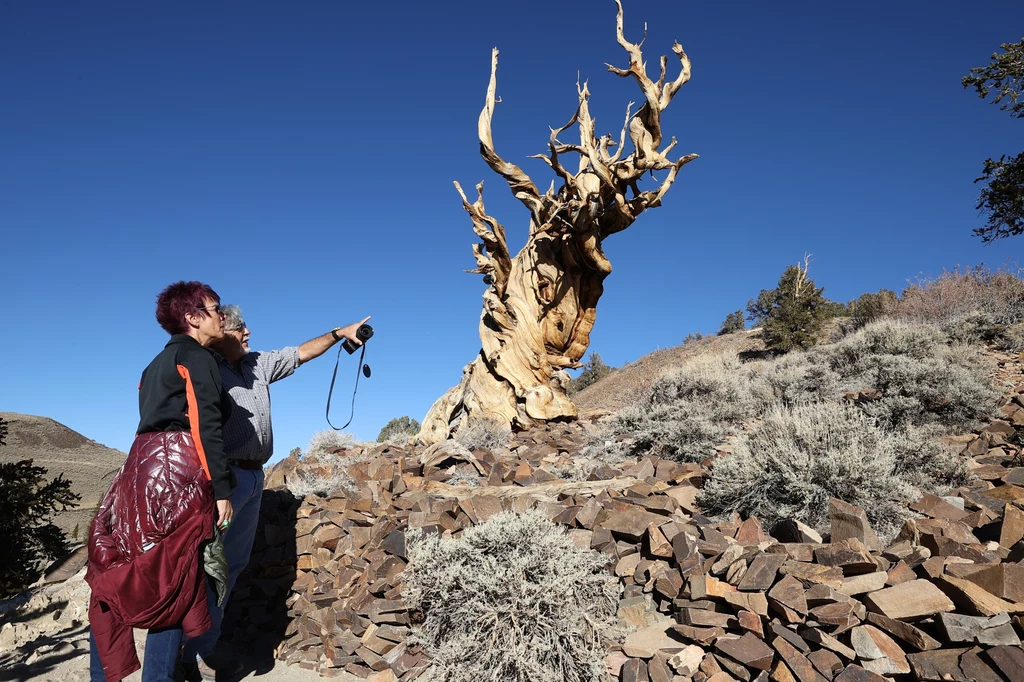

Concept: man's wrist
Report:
left=331, top=327, right=342, bottom=341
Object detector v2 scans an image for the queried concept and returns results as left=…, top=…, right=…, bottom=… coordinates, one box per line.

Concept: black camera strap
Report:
left=326, top=343, right=369, bottom=431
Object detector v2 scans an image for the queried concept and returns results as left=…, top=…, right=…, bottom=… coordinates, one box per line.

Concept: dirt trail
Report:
left=0, top=568, right=336, bottom=682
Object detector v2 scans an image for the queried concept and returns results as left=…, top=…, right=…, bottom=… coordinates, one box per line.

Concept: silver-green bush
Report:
left=698, top=402, right=913, bottom=539
left=286, top=470, right=354, bottom=497
left=402, top=510, right=619, bottom=682
left=614, top=354, right=755, bottom=462
left=305, top=429, right=356, bottom=456
left=889, top=424, right=971, bottom=490
left=455, top=418, right=511, bottom=452
left=820, top=320, right=998, bottom=431
left=746, top=351, right=840, bottom=409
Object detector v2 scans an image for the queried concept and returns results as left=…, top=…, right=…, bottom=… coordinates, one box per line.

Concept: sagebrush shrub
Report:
left=996, top=323, right=1024, bottom=351
left=746, top=352, right=840, bottom=409
left=820, top=320, right=998, bottom=432
left=614, top=354, right=755, bottom=462
left=889, top=424, right=971, bottom=490
left=444, top=467, right=481, bottom=487
left=403, top=510, right=618, bottom=682
left=454, top=417, right=511, bottom=452
left=698, top=402, right=914, bottom=539
left=286, top=470, right=354, bottom=498
left=617, top=401, right=725, bottom=463
left=305, top=430, right=355, bottom=456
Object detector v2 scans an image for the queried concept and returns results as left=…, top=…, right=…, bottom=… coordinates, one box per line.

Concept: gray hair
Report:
left=221, top=305, right=245, bottom=331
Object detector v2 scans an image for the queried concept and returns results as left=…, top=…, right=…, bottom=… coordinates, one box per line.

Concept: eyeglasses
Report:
left=196, top=304, right=224, bottom=316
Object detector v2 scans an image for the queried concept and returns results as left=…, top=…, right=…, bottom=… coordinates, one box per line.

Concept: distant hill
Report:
left=571, top=330, right=765, bottom=415
left=0, top=412, right=126, bottom=540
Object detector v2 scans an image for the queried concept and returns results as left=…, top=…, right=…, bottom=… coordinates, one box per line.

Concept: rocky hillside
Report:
left=4, top=330, right=1023, bottom=682
left=0, top=413, right=126, bottom=538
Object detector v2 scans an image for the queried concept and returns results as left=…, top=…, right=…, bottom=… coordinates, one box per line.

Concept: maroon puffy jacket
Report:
left=86, top=431, right=214, bottom=682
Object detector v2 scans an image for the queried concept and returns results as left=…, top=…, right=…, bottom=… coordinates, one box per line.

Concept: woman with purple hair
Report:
left=86, top=280, right=236, bottom=682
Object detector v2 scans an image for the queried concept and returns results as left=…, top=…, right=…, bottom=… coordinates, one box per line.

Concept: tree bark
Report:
left=420, top=1, right=697, bottom=444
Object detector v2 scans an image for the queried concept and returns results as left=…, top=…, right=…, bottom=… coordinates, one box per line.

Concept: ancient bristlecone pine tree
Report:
left=420, top=2, right=698, bottom=443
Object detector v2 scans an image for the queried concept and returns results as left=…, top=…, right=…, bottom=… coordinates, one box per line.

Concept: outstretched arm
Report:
left=298, top=316, right=371, bottom=364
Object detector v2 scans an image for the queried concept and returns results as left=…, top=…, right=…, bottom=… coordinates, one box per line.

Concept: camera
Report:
left=342, top=323, right=374, bottom=354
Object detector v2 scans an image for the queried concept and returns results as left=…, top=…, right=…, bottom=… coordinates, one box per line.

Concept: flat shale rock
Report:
left=768, top=575, right=808, bottom=616
left=836, top=572, right=887, bottom=596
left=944, top=612, right=1021, bottom=646
left=666, top=645, right=705, bottom=677
left=958, top=647, right=1005, bottom=682
left=781, top=561, right=843, bottom=589
left=964, top=562, right=1024, bottom=602
left=907, top=648, right=973, bottom=682
left=716, top=632, right=775, bottom=671
left=604, top=508, right=671, bottom=542
left=739, top=554, right=788, bottom=591
left=863, top=612, right=942, bottom=651
left=621, top=658, right=649, bottom=682
left=805, top=649, right=842, bottom=679
left=828, top=499, right=881, bottom=551
left=937, top=574, right=1024, bottom=616
left=832, top=665, right=888, bottom=682
left=771, top=636, right=826, bottom=682
left=726, top=591, right=770, bottom=616
left=848, top=625, right=910, bottom=675
left=814, top=540, right=876, bottom=574
left=863, top=579, right=955, bottom=620
left=984, top=644, right=1024, bottom=681
left=623, top=624, right=688, bottom=658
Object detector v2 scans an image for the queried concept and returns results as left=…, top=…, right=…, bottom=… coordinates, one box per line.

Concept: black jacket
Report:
left=137, top=334, right=235, bottom=499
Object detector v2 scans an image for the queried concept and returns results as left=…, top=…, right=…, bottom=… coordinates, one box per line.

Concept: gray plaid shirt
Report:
left=217, top=347, right=301, bottom=463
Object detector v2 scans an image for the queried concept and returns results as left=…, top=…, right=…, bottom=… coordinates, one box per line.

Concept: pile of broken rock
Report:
left=227, top=391, right=1024, bottom=682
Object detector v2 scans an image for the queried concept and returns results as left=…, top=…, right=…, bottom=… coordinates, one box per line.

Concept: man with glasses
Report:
left=182, top=305, right=369, bottom=680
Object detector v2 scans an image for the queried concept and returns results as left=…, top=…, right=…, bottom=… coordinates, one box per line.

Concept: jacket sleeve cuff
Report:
left=212, top=475, right=234, bottom=500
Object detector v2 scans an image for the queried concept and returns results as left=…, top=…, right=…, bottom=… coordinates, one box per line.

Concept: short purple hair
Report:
left=155, top=281, right=221, bottom=335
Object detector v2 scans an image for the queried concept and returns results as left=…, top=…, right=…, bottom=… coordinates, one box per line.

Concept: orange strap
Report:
left=176, top=364, right=213, bottom=481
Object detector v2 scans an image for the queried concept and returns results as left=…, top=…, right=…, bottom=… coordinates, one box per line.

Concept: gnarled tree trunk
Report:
left=420, top=1, right=697, bottom=444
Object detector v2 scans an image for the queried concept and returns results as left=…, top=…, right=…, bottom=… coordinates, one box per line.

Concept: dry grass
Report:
left=893, top=264, right=1024, bottom=326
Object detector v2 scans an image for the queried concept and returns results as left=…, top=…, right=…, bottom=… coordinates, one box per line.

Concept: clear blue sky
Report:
left=1, top=0, right=1021, bottom=461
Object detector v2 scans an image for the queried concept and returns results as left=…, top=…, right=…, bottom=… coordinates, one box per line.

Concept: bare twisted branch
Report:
left=456, top=181, right=512, bottom=297
left=479, top=48, right=546, bottom=227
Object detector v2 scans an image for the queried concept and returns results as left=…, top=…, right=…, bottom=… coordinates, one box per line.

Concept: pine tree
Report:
left=567, top=353, right=615, bottom=395
left=0, top=417, right=80, bottom=597
left=718, top=310, right=745, bottom=335
left=747, top=256, right=830, bottom=352
left=377, top=416, right=422, bottom=442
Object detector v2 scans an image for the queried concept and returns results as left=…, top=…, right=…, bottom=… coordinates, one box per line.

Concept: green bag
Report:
left=202, top=522, right=229, bottom=608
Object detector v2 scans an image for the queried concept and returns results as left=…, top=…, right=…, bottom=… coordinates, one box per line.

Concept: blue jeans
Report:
left=90, top=627, right=182, bottom=682
left=182, top=466, right=264, bottom=662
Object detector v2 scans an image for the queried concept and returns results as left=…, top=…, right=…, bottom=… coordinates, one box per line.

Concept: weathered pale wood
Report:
left=420, top=1, right=697, bottom=443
